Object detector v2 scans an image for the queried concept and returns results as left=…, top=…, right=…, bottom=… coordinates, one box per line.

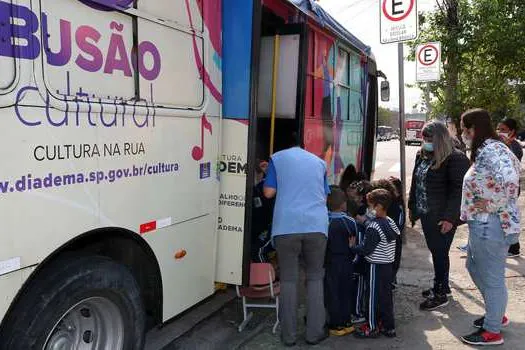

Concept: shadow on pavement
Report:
left=165, top=222, right=525, bottom=350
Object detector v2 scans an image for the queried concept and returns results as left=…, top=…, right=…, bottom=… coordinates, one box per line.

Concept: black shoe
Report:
left=422, top=285, right=452, bottom=298
left=420, top=294, right=449, bottom=311
left=382, top=329, right=397, bottom=338
left=473, top=315, right=510, bottom=329
left=422, top=288, right=432, bottom=298
left=461, top=328, right=504, bottom=346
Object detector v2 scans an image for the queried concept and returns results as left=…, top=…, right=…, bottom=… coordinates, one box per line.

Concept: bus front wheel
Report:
left=0, top=255, right=146, bottom=350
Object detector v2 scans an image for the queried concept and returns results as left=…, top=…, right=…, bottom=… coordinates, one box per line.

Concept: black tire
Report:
left=0, top=255, right=145, bottom=350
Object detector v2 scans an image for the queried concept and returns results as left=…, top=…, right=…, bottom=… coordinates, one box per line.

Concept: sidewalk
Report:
left=165, top=198, right=525, bottom=349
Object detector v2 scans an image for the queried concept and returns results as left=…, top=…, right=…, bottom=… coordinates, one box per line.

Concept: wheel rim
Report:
left=44, top=296, right=125, bottom=350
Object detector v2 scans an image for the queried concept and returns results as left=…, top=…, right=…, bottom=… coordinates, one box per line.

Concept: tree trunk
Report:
left=442, top=0, right=462, bottom=137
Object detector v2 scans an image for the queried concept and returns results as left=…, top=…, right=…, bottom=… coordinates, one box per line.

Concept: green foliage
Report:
left=378, top=107, right=398, bottom=128
left=407, top=0, right=525, bottom=132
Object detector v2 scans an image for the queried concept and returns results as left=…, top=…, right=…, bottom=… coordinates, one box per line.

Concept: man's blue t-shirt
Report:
left=264, top=147, right=330, bottom=237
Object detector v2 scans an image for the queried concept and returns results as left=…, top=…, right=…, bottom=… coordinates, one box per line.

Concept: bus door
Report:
left=363, top=59, right=378, bottom=179
left=244, top=9, right=308, bottom=281
left=216, top=3, right=307, bottom=286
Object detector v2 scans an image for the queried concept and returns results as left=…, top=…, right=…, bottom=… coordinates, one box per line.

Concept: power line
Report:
left=345, top=1, right=376, bottom=19
left=323, top=0, right=370, bottom=15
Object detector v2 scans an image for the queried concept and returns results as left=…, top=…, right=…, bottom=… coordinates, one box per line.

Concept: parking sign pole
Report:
left=398, top=43, right=407, bottom=203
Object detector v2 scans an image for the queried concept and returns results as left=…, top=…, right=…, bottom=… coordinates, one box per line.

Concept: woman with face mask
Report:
left=497, top=118, right=523, bottom=258
left=408, top=121, right=470, bottom=311
left=459, top=109, right=521, bottom=346
left=497, top=118, right=523, bottom=163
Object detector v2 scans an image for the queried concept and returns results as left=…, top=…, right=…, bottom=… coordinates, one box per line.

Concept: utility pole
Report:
left=398, top=43, right=407, bottom=203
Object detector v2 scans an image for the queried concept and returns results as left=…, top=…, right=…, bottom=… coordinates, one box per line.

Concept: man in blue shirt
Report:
left=264, top=133, right=330, bottom=346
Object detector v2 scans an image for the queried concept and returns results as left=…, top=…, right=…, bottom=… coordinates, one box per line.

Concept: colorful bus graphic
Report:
left=0, top=0, right=385, bottom=347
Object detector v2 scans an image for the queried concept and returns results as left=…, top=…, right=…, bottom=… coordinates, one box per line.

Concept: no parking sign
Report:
left=380, top=0, right=418, bottom=44
left=416, top=42, right=441, bottom=82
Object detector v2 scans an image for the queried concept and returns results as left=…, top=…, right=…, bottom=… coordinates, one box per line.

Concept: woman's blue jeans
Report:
left=467, top=215, right=519, bottom=333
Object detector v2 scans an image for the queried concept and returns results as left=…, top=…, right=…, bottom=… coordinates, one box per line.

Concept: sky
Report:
left=318, top=0, right=437, bottom=111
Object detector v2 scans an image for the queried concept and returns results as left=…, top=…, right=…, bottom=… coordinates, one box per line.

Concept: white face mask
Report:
left=499, top=132, right=510, bottom=141
left=366, top=207, right=377, bottom=219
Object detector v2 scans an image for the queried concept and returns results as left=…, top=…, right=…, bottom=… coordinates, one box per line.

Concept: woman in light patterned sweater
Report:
left=459, top=109, right=521, bottom=347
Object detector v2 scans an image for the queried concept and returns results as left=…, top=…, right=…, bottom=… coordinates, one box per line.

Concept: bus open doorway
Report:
left=246, top=5, right=308, bottom=267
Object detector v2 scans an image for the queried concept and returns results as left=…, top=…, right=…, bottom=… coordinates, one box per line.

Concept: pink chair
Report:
left=236, top=263, right=280, bottom=333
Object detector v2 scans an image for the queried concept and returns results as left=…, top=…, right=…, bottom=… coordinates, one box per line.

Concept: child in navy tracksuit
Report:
left=346, top=180, right=372, bottom=324
left=250, top=160, right=275, bottom=263
left=325, top=188, right=358, bottom=335
left=351, top=189, right=400, bottom=338
left=388, top=177, right=405, bottom=284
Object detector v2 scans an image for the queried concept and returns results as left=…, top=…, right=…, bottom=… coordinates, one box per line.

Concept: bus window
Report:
left=349, top=90, right=363, bottom=122
left=257, top=35, right=300, bottom=120
left=336, top=48, right=350, bottom=121
left=41, top=0, right=135, bottom=100
left=138, top=18, right=204, bottom=108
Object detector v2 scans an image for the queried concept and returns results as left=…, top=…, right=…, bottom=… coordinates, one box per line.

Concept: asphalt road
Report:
left=372, top=139, right=420, bottom=195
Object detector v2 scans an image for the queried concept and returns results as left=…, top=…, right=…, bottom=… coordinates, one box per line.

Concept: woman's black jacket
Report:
left=408, top=149, right=470, bottom=225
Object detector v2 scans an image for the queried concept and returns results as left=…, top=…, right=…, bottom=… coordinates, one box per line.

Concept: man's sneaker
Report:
left=461, top=328, right=504, bottom=346
left=473, top=316, right=510, bottom=329
left=420, top=294, right=449, bottom=311
left=354, top=324, right=380, bottom=339
left=422, top=286, right=452, bottom=298
left=457, top=244, right=468, bottom=253
left=381, top=329, right=397, bottom=338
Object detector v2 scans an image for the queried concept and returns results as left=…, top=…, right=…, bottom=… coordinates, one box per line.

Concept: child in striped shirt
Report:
left=351, top=189, right=400, bottom=338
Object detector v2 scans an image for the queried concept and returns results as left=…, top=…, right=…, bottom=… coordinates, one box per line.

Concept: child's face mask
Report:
left=366, top=206, right=377, bottom=218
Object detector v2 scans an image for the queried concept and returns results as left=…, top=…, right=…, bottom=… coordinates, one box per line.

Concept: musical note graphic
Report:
left=192, top=114, right=213, bottom=161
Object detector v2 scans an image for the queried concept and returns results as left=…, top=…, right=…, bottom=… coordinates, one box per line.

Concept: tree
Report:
left=378, top=107, right=398, bottom=128
left=408, top=0, right=525, bottom=134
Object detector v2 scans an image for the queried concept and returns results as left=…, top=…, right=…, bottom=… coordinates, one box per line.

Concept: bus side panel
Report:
left=215, top=0, right=255, bottom=285
left=303, top=28, right=338, bottom=180
left=304, top=27, right=369, bottom=184
left=0, top=0, right=223, bottom=324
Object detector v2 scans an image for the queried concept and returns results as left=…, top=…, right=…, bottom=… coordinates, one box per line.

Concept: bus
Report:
left=0, top=0, right=387, bottom=347
left=377, top=125, right=393, bottom=141
left=405, top=119, right=425, bottom=145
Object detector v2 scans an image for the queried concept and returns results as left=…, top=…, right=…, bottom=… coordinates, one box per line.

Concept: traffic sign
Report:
left=416, top=42, right=441, bottom=82
left=380, top=0, right=418, bottom=44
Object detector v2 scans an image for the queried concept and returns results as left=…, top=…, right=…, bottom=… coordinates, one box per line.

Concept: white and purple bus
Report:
left=0, top=0, right=388, bottom=348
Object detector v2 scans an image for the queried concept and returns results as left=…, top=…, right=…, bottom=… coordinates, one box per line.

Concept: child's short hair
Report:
left=328, top=187, right=347, bottom=212
left=367, top=188, right=392, bottom=211
left=389, top=177, right=403, bottom=201
left=371, top=179, right=398, bottom=201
